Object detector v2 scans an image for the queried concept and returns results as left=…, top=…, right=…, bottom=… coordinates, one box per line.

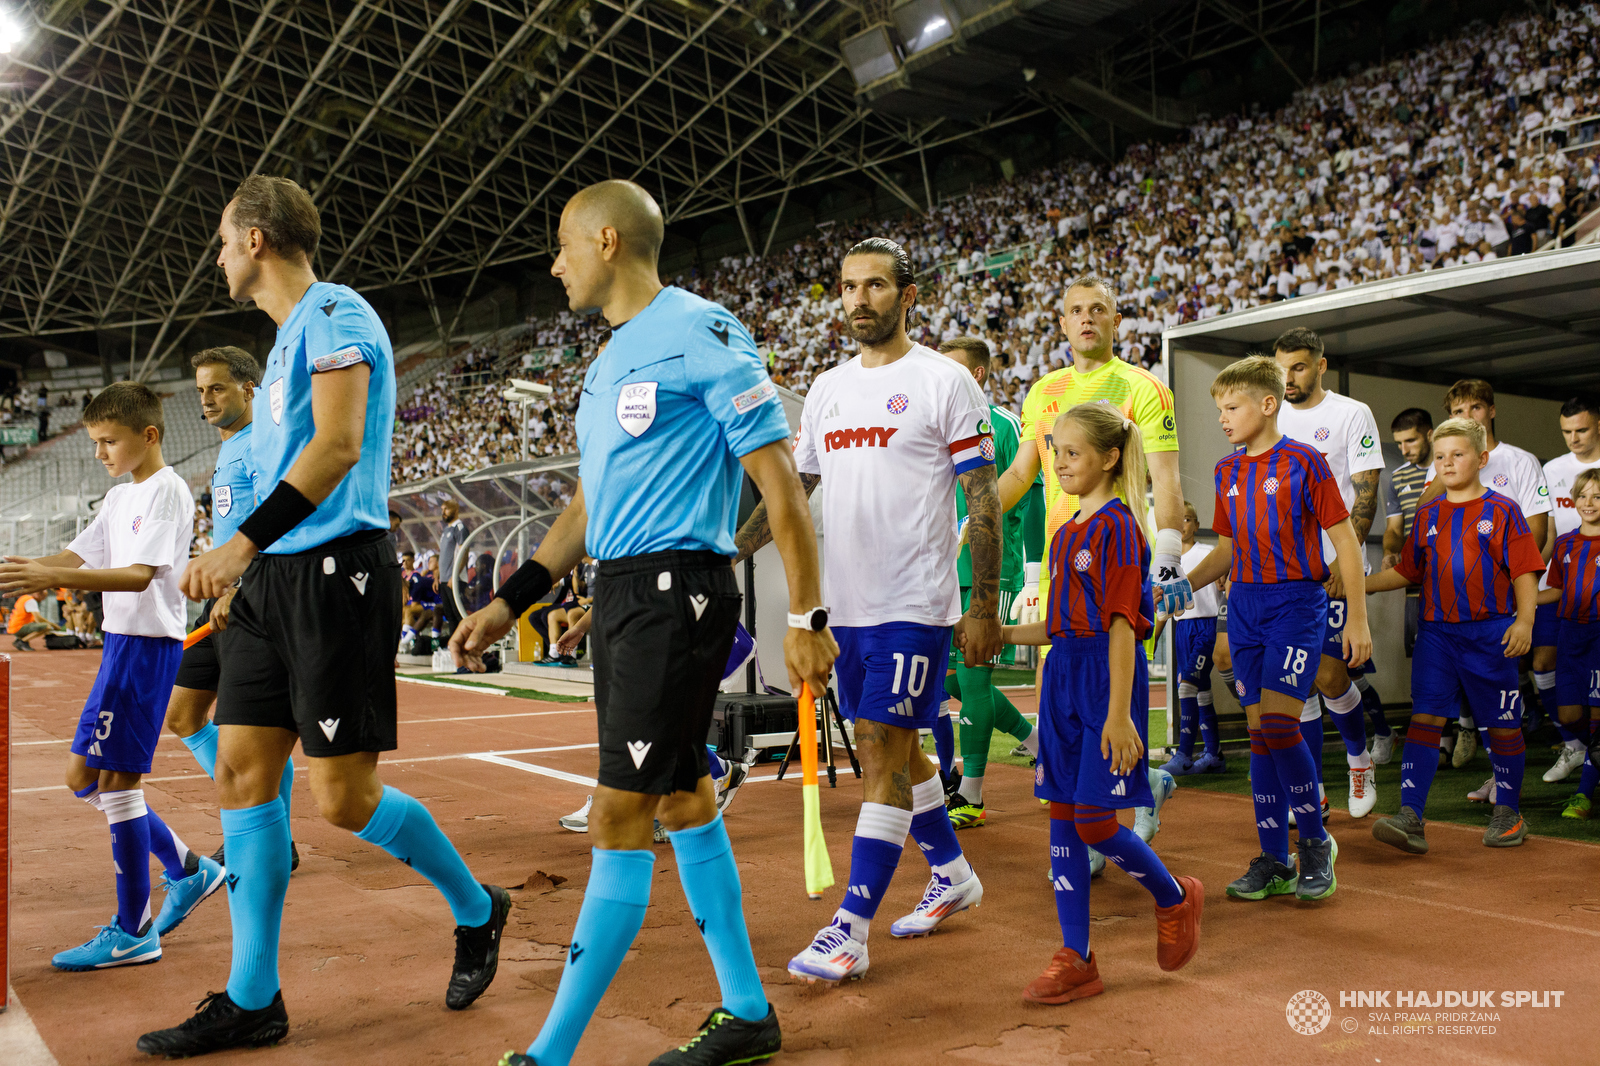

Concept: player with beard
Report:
left=736, top=238, right=1004, bottom=985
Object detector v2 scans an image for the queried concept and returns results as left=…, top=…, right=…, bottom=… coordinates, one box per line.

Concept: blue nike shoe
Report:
left=1163, top=751, right=1199, bottom=776
left=155, top=854, right=227, bottom=936
left=52, top=916, right=161, bottom=971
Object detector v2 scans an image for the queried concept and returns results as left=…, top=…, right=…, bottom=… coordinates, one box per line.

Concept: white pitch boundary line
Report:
left=387, top=743, right=599, bottom=765
left=399, top=708, right=594, bottom=724
left=469, top=752, right=597, bottom=787
left=397, top=675, right=509, bottom=696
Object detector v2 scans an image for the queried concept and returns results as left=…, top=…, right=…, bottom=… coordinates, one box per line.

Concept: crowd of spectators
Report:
left=390, top=4, right=1600, bottom=481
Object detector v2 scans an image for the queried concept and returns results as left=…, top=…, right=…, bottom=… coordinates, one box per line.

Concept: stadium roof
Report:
left=0, top=0, right=1412, bottom=375
left=1162, top=244, right=1600, bottom=402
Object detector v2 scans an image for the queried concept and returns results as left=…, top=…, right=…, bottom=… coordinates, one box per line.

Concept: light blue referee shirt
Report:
left=576, top=286, right=789, bottom=560
left=210, top=421, right=258, bottom=545
left=253, top=282, right=395, bottom=555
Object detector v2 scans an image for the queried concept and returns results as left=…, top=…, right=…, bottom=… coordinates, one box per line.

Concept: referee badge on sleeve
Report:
left=617, top=382, right=658, bottom=438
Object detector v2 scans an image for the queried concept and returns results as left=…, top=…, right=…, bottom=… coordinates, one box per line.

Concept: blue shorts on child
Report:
left=1034, top=633, right=1153, bottom=809
left=1226, top=580, right=1326, bottom=708
left=70, top=632, right=184, bottom=774
left=1556, top=618, right=1600, bottom=708
left=832, top=622, right=952, bottom=730
left=1174, top=617, right=1217, bottom=684
left=1412, top=618, right=1521, bottom=723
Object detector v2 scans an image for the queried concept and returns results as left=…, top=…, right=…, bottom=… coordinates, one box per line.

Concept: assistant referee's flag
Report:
left=797, top=683, right=834, bottom=899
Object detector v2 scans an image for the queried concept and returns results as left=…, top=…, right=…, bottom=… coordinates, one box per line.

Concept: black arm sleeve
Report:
left=494, top=560, right=554, bottom=619
left=237, top=482, right=318, bottom=552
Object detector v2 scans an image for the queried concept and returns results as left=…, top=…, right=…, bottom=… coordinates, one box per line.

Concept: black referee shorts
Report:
left=592, top=550, right=740, bottom=795
left=173, top=597, right=220, bottom=691
left=214, top=529, right=402, bottom=757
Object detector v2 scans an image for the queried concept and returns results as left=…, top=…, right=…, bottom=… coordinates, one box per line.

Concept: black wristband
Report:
left=494, top=560, right=554, bottom=619
left=237, top=482, right=318, bottom=552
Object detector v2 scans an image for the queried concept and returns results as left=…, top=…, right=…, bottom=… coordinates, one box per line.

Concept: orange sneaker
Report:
left=1022, top=948, right=1103, bottom=1004
left=1154, top=874, right=1204, bottom=972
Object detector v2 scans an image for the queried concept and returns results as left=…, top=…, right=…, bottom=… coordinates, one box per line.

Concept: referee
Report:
left=141, top=176, right=508, bottom=1056
left=451, top=180, right=833, bottom=1066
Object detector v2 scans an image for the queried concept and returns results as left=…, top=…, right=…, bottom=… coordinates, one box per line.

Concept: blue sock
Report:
left=1248, top=731, right=1290, bottom=865
left=1399, top=719, right=1443, bottom=814
left=908, top=776, right=970, bottom=879
left=1198, top=691, right=1220, bottom=755
left=278, top=757, right=294, bottom=823
left=1177, top=684, right=1199, bottom=757
left=1356, top=677, right=1392, bottom=736
left=144, top=807, right=189, bottom=879
left=221, top=801, right=291, bottom=1010
left=1262, top=713, right=1326, bottom=841
left=834, top=803, right=910, bottom=938
left=1488, top=731, right=1526, bottom=812
left=668, top=815, right=766, bottom=1021
left=932, top=715, right=955, bottom=779
left=1580, top=719, right=1600, bottom=797
left=356, top=786, right=489, bottom=928
left=1077, top=807, right=1183, bottom=908
left=1554, top=719, right=1581, bottom=746
left=1326, top=684, right=1369, bottom=758
left=1299, top=713, right=1325, bottom=785
left=528, top=849, right=654, bottom=1066
left=181, top=721, right=218, bottom=777
left=1048, top=805, right=1090, bottom=957
left=101, top=790, right=153, bottom=934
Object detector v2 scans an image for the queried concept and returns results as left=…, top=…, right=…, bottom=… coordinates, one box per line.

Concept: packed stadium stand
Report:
left=389, top=3, right=1600, bottom=485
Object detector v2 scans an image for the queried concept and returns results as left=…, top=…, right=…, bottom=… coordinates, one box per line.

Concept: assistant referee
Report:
left=451, top=180, right=834, bottom=1066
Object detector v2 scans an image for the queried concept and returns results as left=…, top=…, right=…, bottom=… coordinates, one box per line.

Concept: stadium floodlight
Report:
left=501, top=378, right=553, bottom=404
left=892, top=0, right=959, bottom=58
left=841, top=25, right=901, bottom=89
left=0, top=10, right=24, bottom=53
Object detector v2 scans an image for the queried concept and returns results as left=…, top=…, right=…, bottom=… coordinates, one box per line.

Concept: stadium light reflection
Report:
left=0, top=11, right=25, bottom=54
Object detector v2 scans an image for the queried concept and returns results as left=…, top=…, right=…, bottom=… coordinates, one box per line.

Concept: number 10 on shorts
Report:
left=891, top=653, right=930, bottom=697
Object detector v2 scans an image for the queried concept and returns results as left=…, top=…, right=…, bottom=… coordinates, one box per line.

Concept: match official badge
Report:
left=617, top=381, right=658, bottom=438
left=1286, top=990, right=1332, bottom=1035
left=268, top=378, right=285, bottom=425
left=214, top=484, right=233, bottom=518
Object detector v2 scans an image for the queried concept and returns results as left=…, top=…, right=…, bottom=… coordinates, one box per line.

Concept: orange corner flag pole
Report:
left=797, top=683, right=834, bottom=900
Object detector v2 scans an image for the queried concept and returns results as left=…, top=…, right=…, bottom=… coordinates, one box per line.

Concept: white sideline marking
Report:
left=400, top=709, right=593, bottom=724
left=14, top=739, right=68, bottom=746
left=468, top=753, right=598, bottom=786
left=12, top=745, right=600, bottom=793
left=397, top=675, right=508, bottom=696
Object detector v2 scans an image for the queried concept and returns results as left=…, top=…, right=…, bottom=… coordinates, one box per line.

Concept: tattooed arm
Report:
left=956, top=463, right=1004, bottom=666
left=733, top=471, right=820, bottom=564
left=1327, top=467, right=1380, bottom=600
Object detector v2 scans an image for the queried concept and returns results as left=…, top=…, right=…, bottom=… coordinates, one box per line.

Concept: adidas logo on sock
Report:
left=917, top=841, right=934, bottom=852
left=848, top=884, right=872, bottom=900
left=1257, top=817, right=1279, bottom=829
left=1402, top=779, right=1415, bottom=787
left=1111, top=779, right=1126, bottom=797
left=1053, top=874, right=1074, bottom=892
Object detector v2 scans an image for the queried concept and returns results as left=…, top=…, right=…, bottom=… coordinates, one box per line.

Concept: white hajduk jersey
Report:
left=1181, top=542, right=1220, bottom=618
left=1539, top=450, right=1600, bottom=589
left=1427, top=440, right=1551, bottom=522
left=1278, top=390, right=1385, bottom=560
left=67, top=466, right=194, bottom=639
left=793, top=343, right=994, bottom=628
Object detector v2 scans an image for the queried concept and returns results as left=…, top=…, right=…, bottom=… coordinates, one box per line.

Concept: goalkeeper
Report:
left=936, top=338, right=1042, bottom=828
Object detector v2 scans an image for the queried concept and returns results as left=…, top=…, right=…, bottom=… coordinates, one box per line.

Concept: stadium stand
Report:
left=388, top=4, right=1600, bottom=483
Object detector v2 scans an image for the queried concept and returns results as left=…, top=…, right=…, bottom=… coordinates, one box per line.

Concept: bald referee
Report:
left=452, top=180, right=834, bottom=1066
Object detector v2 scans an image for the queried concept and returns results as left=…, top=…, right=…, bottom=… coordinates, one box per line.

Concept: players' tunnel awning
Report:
left=1161, top=243, right=1600, bottom=402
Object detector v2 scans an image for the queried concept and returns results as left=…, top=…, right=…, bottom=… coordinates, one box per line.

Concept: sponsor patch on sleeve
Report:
left=730, top=379, right=778, bottom=415
left=311, top=345, right=365, bottom=373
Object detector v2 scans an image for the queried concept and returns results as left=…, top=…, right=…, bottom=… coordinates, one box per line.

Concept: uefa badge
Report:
left=214, top=484, right=233, bottom=518
left=616, top=381, right=658, bottom=438
left=268, top=378, right=285, bottom=425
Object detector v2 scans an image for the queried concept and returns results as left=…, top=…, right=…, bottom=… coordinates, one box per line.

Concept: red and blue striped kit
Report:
left=1397, top=490, right=1545, bottom=623
left=1047, top=498, right=1153, bottom=640
left=1547, top=531, right=1600, bottom=624
left=1211, top=438, right=1349, bottom=584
